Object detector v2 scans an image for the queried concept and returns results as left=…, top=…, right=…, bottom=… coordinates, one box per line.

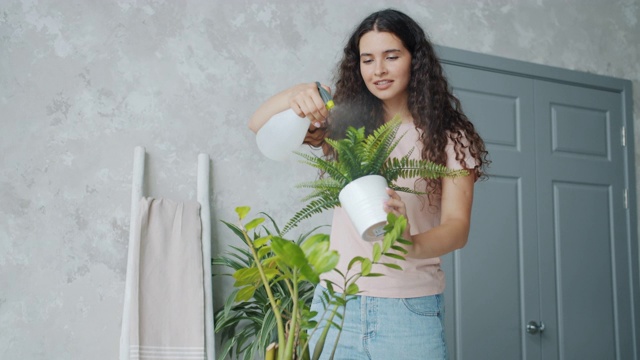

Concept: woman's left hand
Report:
left=384, top=188, right=412, bottom=240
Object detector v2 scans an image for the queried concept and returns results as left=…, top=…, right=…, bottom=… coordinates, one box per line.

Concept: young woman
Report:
left=249, top=8, right=488, bottom=360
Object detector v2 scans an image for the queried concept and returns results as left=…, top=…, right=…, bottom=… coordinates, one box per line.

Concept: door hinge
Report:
left=621, top=126, right=626, bottom=147
left=624, top=188, right=628, bottom=209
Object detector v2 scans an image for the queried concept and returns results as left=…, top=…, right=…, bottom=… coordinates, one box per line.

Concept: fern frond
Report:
left=387, top=184, right=427, bottom=196
left=340, top=125, right=365, bottom=150
left=294, top=151, right=350, bottom=184
left=329, top=126, right=371, bottom=181
left=299, top=188, right=341, bottom=203
left=326, top=136, right=362, bottom=182
left=295, top=178, right=342, bottom=203
left=295, top=177, right=344, bottom=191
left=282, top=197, right=341, bottom=235
left=382, top=157, right=469, bottom=184
left=362, top=118, right=403, bottom=175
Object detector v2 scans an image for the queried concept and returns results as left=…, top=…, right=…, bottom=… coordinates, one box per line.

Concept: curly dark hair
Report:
left=305, top=8, right=489, bottom=198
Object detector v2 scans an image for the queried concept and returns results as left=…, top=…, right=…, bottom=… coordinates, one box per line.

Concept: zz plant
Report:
left=282, top=117, right=467, bottom=234
left=214, top=207, right=410, bottom=360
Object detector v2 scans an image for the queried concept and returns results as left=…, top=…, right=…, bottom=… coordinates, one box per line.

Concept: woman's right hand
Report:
left=288, top=82, right=332, bottom=129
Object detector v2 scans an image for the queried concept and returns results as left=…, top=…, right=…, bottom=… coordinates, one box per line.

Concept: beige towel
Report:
left=127, top=197, right=205, bottom=360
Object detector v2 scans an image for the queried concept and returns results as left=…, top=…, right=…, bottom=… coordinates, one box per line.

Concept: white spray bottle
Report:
left=256, top=82, right=334, bottom=161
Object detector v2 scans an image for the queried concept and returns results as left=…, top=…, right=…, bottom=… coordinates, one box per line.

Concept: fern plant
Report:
left=282, top=117, right=468, bottom=234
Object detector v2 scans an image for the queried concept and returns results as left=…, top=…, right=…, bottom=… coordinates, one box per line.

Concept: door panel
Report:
left=551, top=104, right=610, bottom=158
left=454, top=176, right=523, bottom=360
left=534, top=80, right=633, bottom=360
left=441, top=64, right=539, bottom=360
left=553, top=182, right=616, bottom=359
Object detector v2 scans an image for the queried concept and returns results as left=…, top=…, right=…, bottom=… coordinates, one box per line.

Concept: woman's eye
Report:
left=362, top=59, right=373, bottom=64
left=387, top=56, right=399, bottom=60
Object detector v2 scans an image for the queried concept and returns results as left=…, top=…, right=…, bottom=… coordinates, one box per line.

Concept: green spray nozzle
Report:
left=316, top=81, right=335, bottom=110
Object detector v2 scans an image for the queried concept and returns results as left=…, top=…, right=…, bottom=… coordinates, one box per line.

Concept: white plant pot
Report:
left=338, top=175, right=390, bottom=242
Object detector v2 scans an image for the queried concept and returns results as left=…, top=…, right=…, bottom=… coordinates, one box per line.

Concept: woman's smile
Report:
left=374, top=79, right=394, bottom=90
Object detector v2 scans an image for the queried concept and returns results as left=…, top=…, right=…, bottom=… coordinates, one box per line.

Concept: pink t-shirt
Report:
left=320, top=122, right=475, bottom=298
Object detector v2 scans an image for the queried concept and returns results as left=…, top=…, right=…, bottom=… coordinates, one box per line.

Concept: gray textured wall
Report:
left=1, top=1, right=638, bottom=359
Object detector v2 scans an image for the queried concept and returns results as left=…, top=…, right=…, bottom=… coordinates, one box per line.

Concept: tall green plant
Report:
left=214, top=207, right=409, bottom=360
left=282, top=117, right=468, bottom=234
left=213, top=212, right=318, bottom=360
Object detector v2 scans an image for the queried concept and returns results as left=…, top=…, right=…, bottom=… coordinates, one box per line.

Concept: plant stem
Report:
left=312, top=303, right=340, bottom=360
left=266, top=343, right=278, bottom=360
left=240, top=226, right=287, bottom=358
left=329, top=299, right=348, bottom=360
left=282, top=271, right=299, bottom=360
left=301, top=301, right=329, bottom=356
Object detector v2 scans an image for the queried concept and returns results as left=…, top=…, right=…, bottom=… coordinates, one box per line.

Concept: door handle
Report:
left=526, top=320, right=545, bottom=334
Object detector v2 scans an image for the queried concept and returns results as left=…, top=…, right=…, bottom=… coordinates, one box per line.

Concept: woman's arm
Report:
left=248, top=82, right=331, bottom=133
left=385, top=173, right=475, bottom=259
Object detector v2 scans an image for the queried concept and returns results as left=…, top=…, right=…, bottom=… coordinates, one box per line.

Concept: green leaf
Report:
left=381, top=262, right=403, bottom=271
left=391, top=244, right=409, bottom=254
left=257, top=246, right=272, bottom=259
left=347, top=256, right=365, bottom=270
left=396, top=238, right=412, bottom=246
left=382, top=213, right=407, bottom=251
left=346, top=283, right=360, bottom=295
left=334, top=297, right=347, bottom=307
left=245, top=217, right=265, bottom=231
left=301, top=234, right=339, bottom=274
left=258, top=211, right=281, bottom=235
left=217, top=338, right=236, bottom=360
left=300, top=233, right=330, bottom=255
left=313, top=251, right=339, bottom=274
left=270, top=236, right=307, bottom=268
left=221, top=220, right=246, bottom=242
left=232, top=267, right=260, bottom=286
left=253, top=235, right=271, bottom=248
left=364, top=272, right=385, bottom=277
left=396, top=238, right=413, bottom=246
left=262, top=268, right=279, bottom=281
left=383, top=253, right=406, bottom=261
left=372, top=243, right=382, bottom=262
left=361, top=258, right=372, bottom=276
left=300, top=264, right=320, bottom=284
left=332, top=268, right=345, bottom=278
left=235, top=286, right=256, bottom=302
left=235, top=206, right=251, bottom=220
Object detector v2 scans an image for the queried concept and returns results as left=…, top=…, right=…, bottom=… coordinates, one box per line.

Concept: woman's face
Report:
left=359, top=30, right=412, bottom=110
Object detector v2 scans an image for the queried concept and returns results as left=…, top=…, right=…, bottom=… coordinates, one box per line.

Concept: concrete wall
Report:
left=1, top=0, right=638, bottom=359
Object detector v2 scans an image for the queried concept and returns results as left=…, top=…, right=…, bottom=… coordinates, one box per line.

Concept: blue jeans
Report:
left=308, top=285, right=448, bottom=360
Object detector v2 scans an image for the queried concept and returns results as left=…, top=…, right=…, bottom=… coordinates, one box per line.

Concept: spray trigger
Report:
left=316, top=81, right=335, bottom=110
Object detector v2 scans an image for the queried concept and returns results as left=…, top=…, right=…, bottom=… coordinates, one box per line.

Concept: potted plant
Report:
left=282, top=117, right=468, bottom=240
left=214, top=207, right=410, bottom=360
left=214, top=120, right=466, bottom=359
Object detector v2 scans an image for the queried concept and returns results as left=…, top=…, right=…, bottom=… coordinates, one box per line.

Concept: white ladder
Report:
left=120, top=146, right=215, bottom=360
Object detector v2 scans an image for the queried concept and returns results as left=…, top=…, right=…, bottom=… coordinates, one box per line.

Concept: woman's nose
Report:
left=374, top=62, right=387, bottom=77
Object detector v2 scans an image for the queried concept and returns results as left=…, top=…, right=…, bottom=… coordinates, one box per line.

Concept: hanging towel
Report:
left=123, top=197, right=205, bottom=360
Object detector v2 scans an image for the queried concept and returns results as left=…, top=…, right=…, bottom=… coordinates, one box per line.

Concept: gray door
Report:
left=441, top=64, right=540, bottom=359
left=534, top=80, right=635, bottom=360
left=440, top=64, right=636, bottom=359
